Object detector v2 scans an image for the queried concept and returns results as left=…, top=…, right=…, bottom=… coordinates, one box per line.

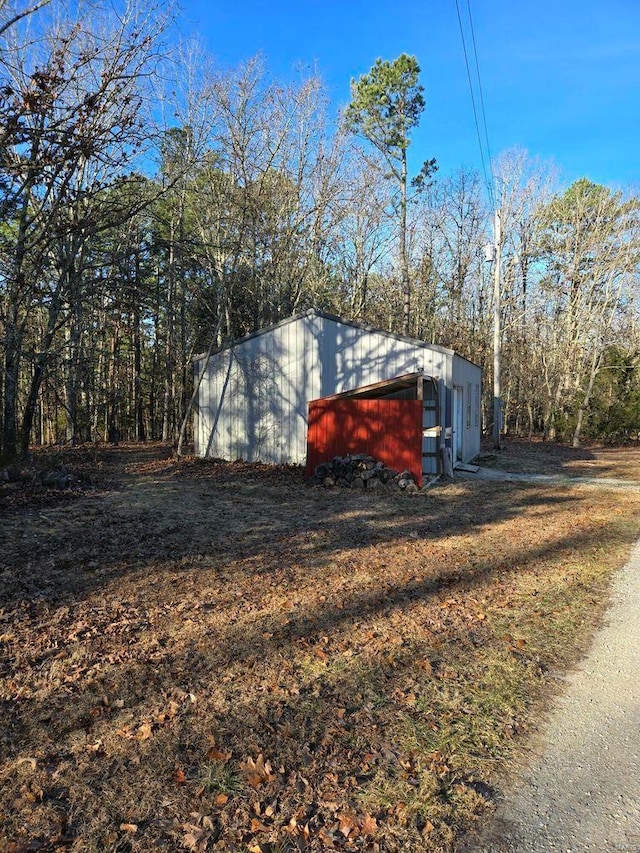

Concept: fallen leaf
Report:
left=181, top=822, right=212, bottom=852
left=182, top=832, right=200, bottom=851
left=360, top=814, right=378, bottom=836
left=318, top=828, right=336, bottom=848
left=241, top=754, right=274, bottom=786
left=119, top=823, right=138, bottom=834
left=338, top=813, right=355, bottom=838
left=418, top=659, right=434, bottom=675
left=137, top=722, right=153, bottom=740
left=206, top=747, right=231, bottom=762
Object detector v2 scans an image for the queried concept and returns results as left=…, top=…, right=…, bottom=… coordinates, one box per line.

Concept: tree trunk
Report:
left=149, top=266, right=161, bottom=439
left=492, top=209, right=502, bottom=450
left=20, top=348, right=54, bottom=457
left=176, top=314, right=224, bottom=458
left=2, top=326, right=20, bottom=460
left=64, top=263, right=84, bottom=443
left=107, top=320, right=121, bottom=441
left=132, top=252, right=145, bottom=441
left=162, top=234, right=176, bottom=443
left=401, top=148, right=410, bottom=336
left=20, top=353, right=49, bottom=458
left=93, top=323, right=105, bottom=441
left=2, top=191, right=32, bottom=460
left=527, top=402, right=535, bottom=439
left=572, top=349, right=601, bottom=448
left=20, top=281, right=66, bottom=457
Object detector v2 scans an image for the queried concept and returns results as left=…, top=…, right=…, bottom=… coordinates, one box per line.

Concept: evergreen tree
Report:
left=344, top=54, right=436, bottom=334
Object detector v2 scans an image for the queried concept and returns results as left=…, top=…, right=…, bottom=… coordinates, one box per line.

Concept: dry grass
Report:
left=1, top=443, right=639, bottom=852
left=477, top=436, right=640, bottom=480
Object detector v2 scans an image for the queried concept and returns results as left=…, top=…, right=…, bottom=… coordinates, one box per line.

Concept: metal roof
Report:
left=314, top=371, right=439, bottom=401
left=193, top=308, right=480, bottom=369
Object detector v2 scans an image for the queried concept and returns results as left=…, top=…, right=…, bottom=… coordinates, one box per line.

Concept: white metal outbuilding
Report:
left=193, top=309, right=482, bottom=474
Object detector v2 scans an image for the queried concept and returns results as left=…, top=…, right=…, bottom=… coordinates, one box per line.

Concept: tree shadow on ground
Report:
left=0, top=446, right=585, bottom=608
left=2, top=444, right=638, bottom=850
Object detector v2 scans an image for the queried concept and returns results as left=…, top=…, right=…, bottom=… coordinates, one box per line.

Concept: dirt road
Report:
left=462, top=539, right=640, bottom=851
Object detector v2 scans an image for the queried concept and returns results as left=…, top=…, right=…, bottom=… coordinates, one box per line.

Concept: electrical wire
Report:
left=466, top=0, right=496, bottom=196
left=454, top=0, right=496, bottom=212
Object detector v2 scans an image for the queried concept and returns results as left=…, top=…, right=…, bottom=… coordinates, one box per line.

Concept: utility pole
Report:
left=492, top=208, right=502, bottom=450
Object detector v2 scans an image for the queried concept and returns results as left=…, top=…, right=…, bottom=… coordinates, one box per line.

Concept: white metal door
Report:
left=453, top=386, right=464, bottom=462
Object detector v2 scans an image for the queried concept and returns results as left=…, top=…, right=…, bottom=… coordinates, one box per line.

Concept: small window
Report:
left=475, top=384, right=480, bottom=427
left=466, top=383, right=472, bottom=429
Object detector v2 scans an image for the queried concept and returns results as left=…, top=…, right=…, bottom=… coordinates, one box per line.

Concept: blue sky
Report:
left=177, top=0, right=639, bottom=191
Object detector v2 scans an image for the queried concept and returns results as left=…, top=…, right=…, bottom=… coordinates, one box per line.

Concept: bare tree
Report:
left=0, top=0, right=51, bottom=37
left=414, top=168, right=488, bottom=350
left=193, top=58, right=341, bottom=336
left=329, top=149, right=395, bottom=319
left=0, top=0, right=171, bottom=457
left=490, top=149, right=557, bottom=437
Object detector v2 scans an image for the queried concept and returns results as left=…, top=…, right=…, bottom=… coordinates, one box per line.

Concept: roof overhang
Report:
left=314, top=371, right=438, bottom=402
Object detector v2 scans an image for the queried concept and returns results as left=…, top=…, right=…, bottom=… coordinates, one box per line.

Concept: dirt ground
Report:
left=477, top=437, right=640, bottom=479
left=1, top=441, right=640, bottom=852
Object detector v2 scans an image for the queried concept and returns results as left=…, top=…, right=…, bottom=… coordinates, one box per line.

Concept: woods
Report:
left=1, top=0, right=639, bottom=462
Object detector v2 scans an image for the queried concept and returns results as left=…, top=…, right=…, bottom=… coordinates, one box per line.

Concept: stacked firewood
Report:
left=0, top=465, right=73, bottom=490
left=308, top=454, right=419, bottom=492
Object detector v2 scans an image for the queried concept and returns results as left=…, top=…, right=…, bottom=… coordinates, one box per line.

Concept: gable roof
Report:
left=194, top=308, right=480, bottom=368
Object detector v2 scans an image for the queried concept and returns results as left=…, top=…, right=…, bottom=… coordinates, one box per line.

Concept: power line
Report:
left=454, top=0, right=496, bottom=212
left=466, top=0, right=496, bottom=197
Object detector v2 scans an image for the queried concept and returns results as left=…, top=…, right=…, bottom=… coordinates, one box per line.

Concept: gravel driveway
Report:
left=454, top=466, right=640, bottom=491
left=461, top=538, right=640, bottom=851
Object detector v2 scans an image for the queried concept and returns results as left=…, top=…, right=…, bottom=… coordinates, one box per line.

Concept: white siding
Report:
left=315, top=314, right=441, bottom=394
left=195, top=311, right=478, bottom=466
left=452, top=354, right=483, bottom=463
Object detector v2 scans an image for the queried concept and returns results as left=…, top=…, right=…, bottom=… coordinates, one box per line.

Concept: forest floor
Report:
left=1, top=440, right=640, bottom=852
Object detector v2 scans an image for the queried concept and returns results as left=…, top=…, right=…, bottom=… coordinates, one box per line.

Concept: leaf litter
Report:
left=1, top=443, right=639, bottom=851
